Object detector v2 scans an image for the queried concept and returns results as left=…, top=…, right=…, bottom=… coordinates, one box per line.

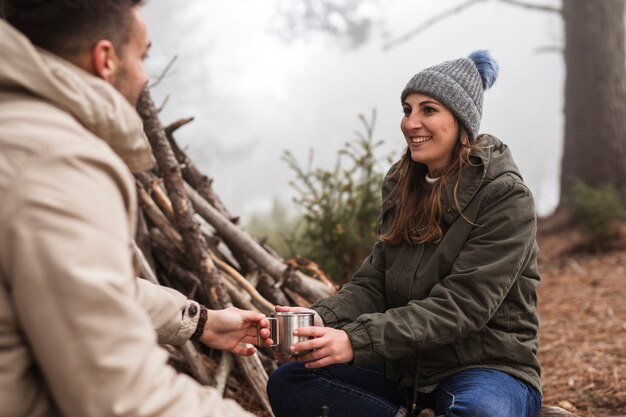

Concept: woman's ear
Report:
left=90, top=39, right=118, bottom=82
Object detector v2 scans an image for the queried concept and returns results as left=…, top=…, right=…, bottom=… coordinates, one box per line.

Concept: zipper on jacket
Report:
left=406, top=244, right=425, bottom=297
left=393, top=244, right=424, bottom=294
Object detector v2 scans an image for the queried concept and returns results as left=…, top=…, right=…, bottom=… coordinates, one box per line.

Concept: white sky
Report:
left=143, top=0, right=564, bottom=217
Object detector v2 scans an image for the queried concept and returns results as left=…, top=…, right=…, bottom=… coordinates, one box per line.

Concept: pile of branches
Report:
left=133, top=89, right=337, bottom=416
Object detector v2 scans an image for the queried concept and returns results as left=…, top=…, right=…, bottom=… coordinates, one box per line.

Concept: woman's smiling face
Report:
left=400, top=93, right=459, bottom=176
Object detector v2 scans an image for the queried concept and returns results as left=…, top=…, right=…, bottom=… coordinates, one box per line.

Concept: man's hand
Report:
left=198, top=307, right=271, bottom=356
left=290, top=326, right=354, bottom=368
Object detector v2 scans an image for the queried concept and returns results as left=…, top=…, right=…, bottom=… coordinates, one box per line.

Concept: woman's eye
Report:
left=424, top=106, right=436, bottom=114
left=402, top=107, right=411, bottom=116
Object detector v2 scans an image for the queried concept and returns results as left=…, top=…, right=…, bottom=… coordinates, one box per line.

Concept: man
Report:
left=0, top=1, right=269, bottom=416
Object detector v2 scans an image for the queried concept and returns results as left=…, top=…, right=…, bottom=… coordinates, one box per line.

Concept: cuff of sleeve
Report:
left=190, top=304, right=207, bottom=340
left=310, top=304, right=339, bottom=328
left=342, top=321, right=383, bottom=366
left=169, top=301, right=202, bottom=345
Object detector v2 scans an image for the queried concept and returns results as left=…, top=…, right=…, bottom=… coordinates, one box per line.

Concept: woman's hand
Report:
left=290, top=326, right=354, bottom=368
left=199, top=307, right=271, bottom=356
left=275, top=305, right=324, bottom=327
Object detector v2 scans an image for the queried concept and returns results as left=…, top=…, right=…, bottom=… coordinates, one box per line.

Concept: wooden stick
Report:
left=137, top=182, right=183, bottom=248
left=129, top=239, right=213, bottom=387
left=164, top=120, right=236, bottom=223
left=236, top=355, right=275, bottom=417
left=256, top=273, right=291, bottom=307
left=286, top=257, right=338, bottom=293
left=149, top=227, right=184, bottom=260
left=133, top=241, right=159, bottom=285
left=163, top=127, right=264, bottom=274
left=211, top=253, right=274, bottom=314
left=220, top=275, right=257, bottom=312
left=134, top=207, right=157, bottom=275
left=538, top=406, right=580, bottom=417
left=283, top=287, right=313, bottom=308
left=185, top=182, right=333, bottom=303
left=137, top=89, right=230, bottom=310
left=215, top=351, right=234, bottom=395
left=180, top=342, right=212, bottom=386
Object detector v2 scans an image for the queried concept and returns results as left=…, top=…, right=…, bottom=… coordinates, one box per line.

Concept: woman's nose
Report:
left=405, top=113, right=422, bottom=130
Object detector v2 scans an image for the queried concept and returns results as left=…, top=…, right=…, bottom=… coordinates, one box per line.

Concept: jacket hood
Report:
left=438, top=134, right=522, bottom=223
left=475, top=134, right=522, bottom=181
left=0, top=20, right=154, bottom=173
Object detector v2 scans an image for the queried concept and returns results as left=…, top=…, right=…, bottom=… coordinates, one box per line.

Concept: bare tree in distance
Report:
left=278, top=0, right=626, bottom=215
left=272, top=0, right=378, bottom=48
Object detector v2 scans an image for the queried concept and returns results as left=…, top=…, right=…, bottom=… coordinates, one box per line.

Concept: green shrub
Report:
left=571, top=180, right=626, bottom=249
left=282, top=110, right=394, bottom=283
left=245, top=198, right=302, bottom=257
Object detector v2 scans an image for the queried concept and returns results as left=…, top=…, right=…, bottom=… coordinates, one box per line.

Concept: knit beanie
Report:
left=400, top=50, right=499, bottom=141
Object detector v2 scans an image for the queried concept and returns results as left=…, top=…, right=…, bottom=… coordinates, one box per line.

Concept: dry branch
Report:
left=137, top=88, right=230, bottom=310
left=539, top=406, right=580, bottom=417
left=185, top=182, right=332, bottom=303
left=383, top=0, right=560, bottom=51
left=133, top=87, right=338, bottom=416
left=499, top=0, right=560, bottom=13
left=383, top=0, right=487, bottom=50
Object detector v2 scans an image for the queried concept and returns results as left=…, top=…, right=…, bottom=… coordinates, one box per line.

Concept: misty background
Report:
left=142, top=0, right=563, bottom=219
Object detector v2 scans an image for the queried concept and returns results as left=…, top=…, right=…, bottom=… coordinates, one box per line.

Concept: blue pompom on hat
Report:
left=400, top=50, right=499, bottom=140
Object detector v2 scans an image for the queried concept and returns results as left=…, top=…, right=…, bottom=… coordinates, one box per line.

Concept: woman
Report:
left=267, top=50, right=542, bottom=417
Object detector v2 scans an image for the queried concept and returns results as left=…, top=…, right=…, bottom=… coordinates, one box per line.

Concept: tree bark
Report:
left=137, top=88, right=231, bottom=309
left=561, top=0, right=626, bottom=203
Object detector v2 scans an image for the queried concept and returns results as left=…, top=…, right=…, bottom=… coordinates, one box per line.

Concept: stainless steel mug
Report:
left=266, top=311, right=314, bottom=356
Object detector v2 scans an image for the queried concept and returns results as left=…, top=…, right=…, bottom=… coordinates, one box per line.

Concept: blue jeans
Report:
left=267, top=363, right=541, bottom=417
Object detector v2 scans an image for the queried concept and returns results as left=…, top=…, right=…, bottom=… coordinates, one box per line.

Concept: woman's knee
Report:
left=267, top=362, right=312, bottom=408
left=268, top=362, right=305, bottom=394
left=268, top=362, right=324, bottom=417
left=435, top=369, right=536, bottom=417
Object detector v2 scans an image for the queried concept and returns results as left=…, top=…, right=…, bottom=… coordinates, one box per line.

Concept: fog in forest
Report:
left=142, top=0, right=563, bottom=219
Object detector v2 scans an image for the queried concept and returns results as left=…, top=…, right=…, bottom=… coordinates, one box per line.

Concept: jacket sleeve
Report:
left=311, top=166, right=397, bottom=328
left=311, top=239, right=388, bottom=328
left=342, top=176, right=538, bottom=365
left=0, top=145, right=253, bottom=417
left=134, top=278, right=201, bottom=346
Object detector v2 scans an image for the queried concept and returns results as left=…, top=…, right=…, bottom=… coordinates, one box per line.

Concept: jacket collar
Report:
left=0, top=20, right=154, bottom=173
left=440, top=134, right=493, bottom=224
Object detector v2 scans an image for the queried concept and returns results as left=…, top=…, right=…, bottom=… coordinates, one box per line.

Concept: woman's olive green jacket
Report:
left=311, top=134, right=541, bottom=397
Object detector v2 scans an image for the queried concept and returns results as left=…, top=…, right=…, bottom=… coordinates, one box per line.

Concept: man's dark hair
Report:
left=3, top=0, right=144, bottom=59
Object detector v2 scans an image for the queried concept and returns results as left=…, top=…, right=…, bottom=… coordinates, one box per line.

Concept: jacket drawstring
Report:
left=411, top=352, right=422, bottom=415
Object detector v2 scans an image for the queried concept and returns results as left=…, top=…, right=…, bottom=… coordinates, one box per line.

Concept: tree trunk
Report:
left=561, top=0, right=626, bottom=203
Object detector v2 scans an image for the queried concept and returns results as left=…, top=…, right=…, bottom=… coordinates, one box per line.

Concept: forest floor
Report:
left=537, top=217, right=626, bottom=417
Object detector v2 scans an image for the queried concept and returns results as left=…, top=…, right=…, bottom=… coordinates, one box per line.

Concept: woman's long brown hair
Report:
left=381, top=127, right=477, bottom=245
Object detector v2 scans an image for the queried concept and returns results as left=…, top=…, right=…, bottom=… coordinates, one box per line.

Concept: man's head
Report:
left=4, top=0, right=151, bottom=105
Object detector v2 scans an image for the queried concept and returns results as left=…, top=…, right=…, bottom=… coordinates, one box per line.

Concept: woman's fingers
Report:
left=293, top=326, right=326, bottom=338
left=290, top=337, right=324, bottom=355
left=303, top=356, right=334, bottom=369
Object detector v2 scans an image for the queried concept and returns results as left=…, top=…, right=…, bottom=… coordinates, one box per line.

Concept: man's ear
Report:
left=90, top=39, right=118, bottom=82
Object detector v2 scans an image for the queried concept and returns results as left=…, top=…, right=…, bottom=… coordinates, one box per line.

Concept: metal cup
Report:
left=265, top=311, right=314, bottom=356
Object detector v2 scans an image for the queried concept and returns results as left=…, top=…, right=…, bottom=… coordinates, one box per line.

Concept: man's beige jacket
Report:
left=0, top=20, right=253, bottom=417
